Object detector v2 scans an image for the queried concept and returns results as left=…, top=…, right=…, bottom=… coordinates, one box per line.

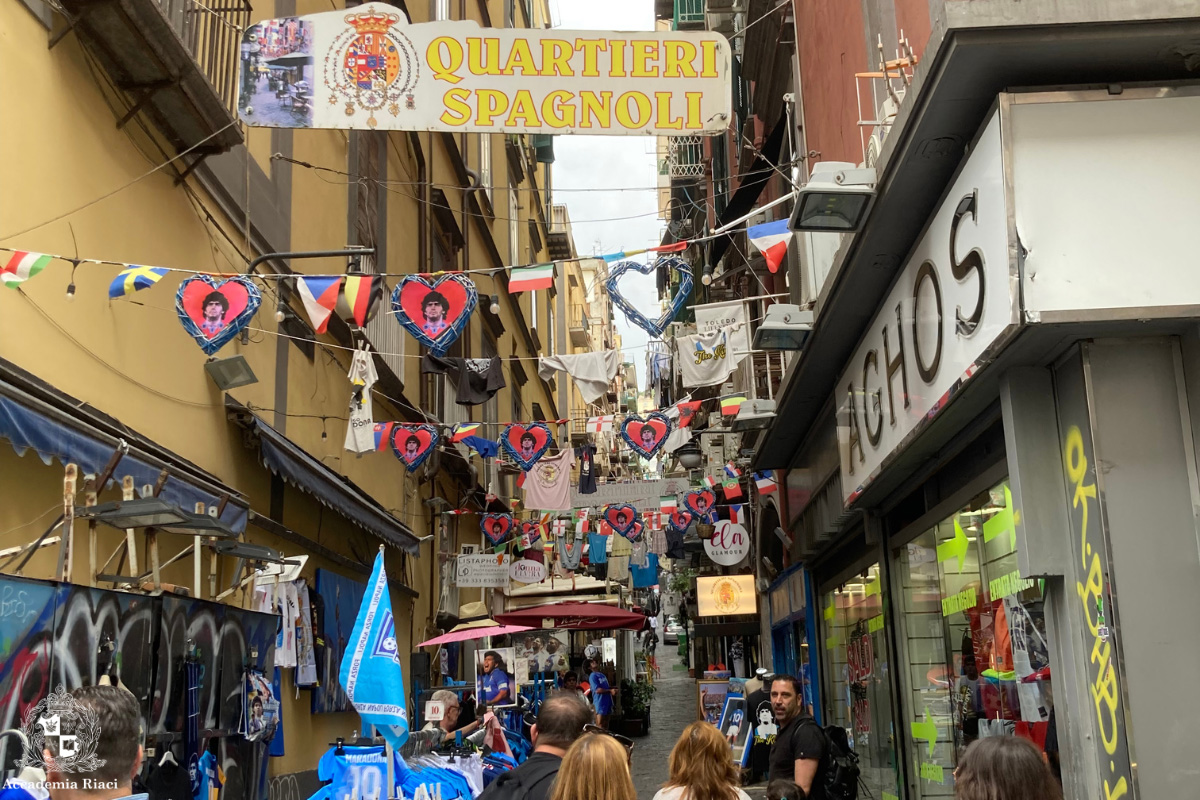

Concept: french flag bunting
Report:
left=296, top=276, right=342, bottom=333
left=724, top=462, right=742, bottom=479
left=747, top=218, right=793, bottom=274
left=755, top=470, right=779, bottom=494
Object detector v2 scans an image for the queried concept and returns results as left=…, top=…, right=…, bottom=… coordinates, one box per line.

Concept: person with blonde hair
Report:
left=654, top=722, right=754, bottom=800
left=547, top=732, right=636, bottom=800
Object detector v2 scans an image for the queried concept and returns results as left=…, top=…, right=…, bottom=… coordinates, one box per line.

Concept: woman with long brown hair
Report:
left=547, top=732, right=636, bottom=800
left=654, top=722, right=754, bottom=800
left=954, top=737, right=1063, bottom=800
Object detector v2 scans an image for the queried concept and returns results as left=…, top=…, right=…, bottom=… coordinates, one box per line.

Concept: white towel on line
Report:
left=537, top=350, right=621, bottom=404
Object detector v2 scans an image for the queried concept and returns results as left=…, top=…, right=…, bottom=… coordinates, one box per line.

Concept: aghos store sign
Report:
left=240, top=4, right=731, bottom=135
left=838, top=112, right=1015, bottom=504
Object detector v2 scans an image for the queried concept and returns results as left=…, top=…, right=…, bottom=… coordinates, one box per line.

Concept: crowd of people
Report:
left=31, top=681, right=1060, bottom=800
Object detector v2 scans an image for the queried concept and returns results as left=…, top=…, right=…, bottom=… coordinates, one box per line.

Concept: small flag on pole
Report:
left=508, top=263, right=555, bottom=292
left=587, top=415, right=614, bottom=433
left=721, top=478, right=743, bottom=500
left=676, top=400, right=702, bottom=428
left=451, top=423, right=481, bottom=442
left=747, top=218, right=793, bottom=274
left=755, top=470, right=779, bottom=494
left=720, top=395, right=748, bottom=416
left=724, top=462, right=742, bottom=479
left=1, top=251, right=52, bottom=288
left=339, top=550, right=409, bottom=749
left=296, top=276, right=342, bottom=333
left=730, top=504, right=746, bottom=525
left=109, top=265, right=168, bottom=299
left=704, top=475, right=720, bottom=490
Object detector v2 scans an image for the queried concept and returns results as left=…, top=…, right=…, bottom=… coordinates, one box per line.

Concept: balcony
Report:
left=674, top=0, right=706, bottom=30
left=569, top=303, right=591, bottom=348
left=57, top=0, right=247, bottom=160
left=547, top=204, right=575, bottom=261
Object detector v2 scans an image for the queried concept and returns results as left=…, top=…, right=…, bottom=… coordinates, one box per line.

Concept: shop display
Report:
left=697, top=679, right=729, bottom=725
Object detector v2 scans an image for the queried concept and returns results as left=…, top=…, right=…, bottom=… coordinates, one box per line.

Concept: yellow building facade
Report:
left=0, top=0, right=560, bottom=791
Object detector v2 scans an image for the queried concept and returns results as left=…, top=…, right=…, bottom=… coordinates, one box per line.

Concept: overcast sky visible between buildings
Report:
left=551, top=0, right=662, bottom=390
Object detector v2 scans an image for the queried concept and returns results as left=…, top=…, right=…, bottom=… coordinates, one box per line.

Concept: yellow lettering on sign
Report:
left=609, top=40, right=628, bottom=77
left=574, top=38, right=608, bottom=77
left=428, top=36, right=464, bottom=83
left=699, top=40, right=720, bottom=77
left=941, top=586, right=977, bottom=617
left=685, top=92, right=703, bottom=129
left=580, top=91, right=612, bottom=129
left=654, top=92, right=683, bottom=130
left=502, top=38, right=539, bottom=76
left=540, top=39, right=574, bottom=77
left=504, top=89, right=540, bottom=127
left=541, top=90, right=576, bottom=129
left=475, top=89, right=509, bottom=126
left=663, top=40, right=699, bottom=78
left=630, top=40, right=660, bottom=78
left=614, top=91, right=651, bottom=129
left=867, top=614, right=885, bottom=634
left=465, top=37, right=502, bottom=76
left=439, top=88, right=471, bottom=125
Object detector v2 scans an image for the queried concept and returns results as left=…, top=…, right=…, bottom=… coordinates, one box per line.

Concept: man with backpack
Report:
left=769, top=675, right=827, bottom=799
left=477, top=691, right=594, bottom=800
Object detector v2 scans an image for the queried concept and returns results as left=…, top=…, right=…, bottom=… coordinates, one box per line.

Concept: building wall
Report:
left=793, top=0, right=870, bottom=167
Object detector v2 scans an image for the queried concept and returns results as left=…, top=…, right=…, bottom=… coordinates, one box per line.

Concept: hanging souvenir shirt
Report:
left=575, top=443, right=598, bottom=494
left=275, top=583, right=299, bottom=669
left=522, top=448, right=575, bottom=511
left=631, top=554, right=659, bottom=588
left=649, top=526, right=668, bottom=555
left=677, top=327, right=747, bottom=388
left=611, top=533, right=633, bottom=558
left=631, top=538, right=650, bottom=569
left=587, top=533, right=608, bottom=564
left=559, top=535, right=583, bottom=571
left=421, top=355, right=506, bottom=405
left=608, top=556, right=630, bottom=582
left=195, top=751, right=223, bottom=800
left=296, top=580, right=318, bottom=687
left=269, top=667, right=286, bottom=757
left=243, top=671, right=279, bottom=743
left=344, top=345, right=379, bottom=453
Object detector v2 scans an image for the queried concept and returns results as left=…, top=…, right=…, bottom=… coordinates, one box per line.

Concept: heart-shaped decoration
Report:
left=604, top=504, right=638, bottom=538
left=175, top=275, right=262, bottom=355
left=391, top=274, right=477, bottom=356
left=520, top=520, right=543, bottom=547
left=684, top=490, right=716, bottom=519
left=501, top=422, right=554, bottom=470
left=388, top=423, right=440, bottom=472
left=669, top=510, right=694, bottom=533
left=481, top=513, right=514, bottom=545
left=621, top=412, right=673, bottom=459
left=623, top=519, right=645, bottom=543
left=605, top=256, right=694, bottom=338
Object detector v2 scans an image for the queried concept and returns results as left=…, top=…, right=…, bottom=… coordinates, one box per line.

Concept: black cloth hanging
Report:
left=421, top=355, right=505, bottom=405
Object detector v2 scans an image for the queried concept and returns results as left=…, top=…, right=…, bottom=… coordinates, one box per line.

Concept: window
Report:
left=821, top=564, right=900, bottom=800
left=893, top=479, right=1055, bottom=796
left=508, top=184, right=520, bottom=266
left=478, top=134, right=493, bottom=205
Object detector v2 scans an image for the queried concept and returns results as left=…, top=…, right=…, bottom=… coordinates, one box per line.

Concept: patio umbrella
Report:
left=494, top=602, right=647, bottom=631
left=417, top=618, right=534, bottom=647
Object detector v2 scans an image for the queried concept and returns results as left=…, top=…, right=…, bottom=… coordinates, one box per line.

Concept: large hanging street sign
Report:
left=239, top=4, right=732, bottom=135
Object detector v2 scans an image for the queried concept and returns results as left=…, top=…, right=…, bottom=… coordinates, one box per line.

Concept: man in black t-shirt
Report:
left=768, top=675, right=826, bottom=799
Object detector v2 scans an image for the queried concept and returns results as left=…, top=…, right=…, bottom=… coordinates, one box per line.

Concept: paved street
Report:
left=631, top=644, right=693, bottom=799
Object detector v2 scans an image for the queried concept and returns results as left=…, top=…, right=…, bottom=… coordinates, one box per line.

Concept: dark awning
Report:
left=706, top=117, right=787, bottom=269
left=246, top=414, right=420, bottom=553
left=0, top=357, right=249, bottom=532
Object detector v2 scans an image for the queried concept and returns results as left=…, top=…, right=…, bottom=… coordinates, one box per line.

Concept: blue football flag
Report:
left=339, top=549, right=409, bottom=748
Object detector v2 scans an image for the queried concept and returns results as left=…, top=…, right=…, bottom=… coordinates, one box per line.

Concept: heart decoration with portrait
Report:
left=624, top=519, right=645, bottom=543
left=388, top=423, right=440, bottom=473
left=605, top=256, right=694, bottom=339
left=684, top=489, right=716, bottom=520
left=620, top=412, right=672, bottom=459
left=501, top=422, right=554, bottom=470
left=668, top=509, right=694, bottom=533
left=480, top=513, right=514, bottom=546
left=176, top=275, right=262, bottom=355
left=519, top=520, right=544, bottom=548
left=603, top=504, right=639, bottom=538
left=391, top=273, right=477, bottom=356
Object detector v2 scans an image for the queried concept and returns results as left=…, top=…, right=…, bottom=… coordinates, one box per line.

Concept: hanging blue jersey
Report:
left=317, top=746, right=405, bottom=800
left=195, top=751, right=223, bottom=800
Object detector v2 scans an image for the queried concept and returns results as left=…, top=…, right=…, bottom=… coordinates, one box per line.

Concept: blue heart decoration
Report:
left=606, top=256, right=693, bottom=338
left=501, top=422, right=554, bottom=471
left=603, top=504, right=639, bottom=538
left=620, top=412, right=673, bottom=459
left=175, top=275, right=262, bottom=356
left=684, top=489, right=717, bottom=521
left=391, top=273, right=478, bottom=357
left=481, top=513, right=514, bottom=545
left=388, top=423, right=440, bottom=473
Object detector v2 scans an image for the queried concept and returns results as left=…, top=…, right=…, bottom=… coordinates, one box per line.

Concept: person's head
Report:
left=954, top=737, right=1062, bottom=800
left=252, top=696, right=263, bottom=717
left=586, top=657, right=599, bottom=673
left=697, top=497, right=708, bottom=510
left=423, top=291, right=449, bottom=322
left=546, top=637, right=561, bottom=654
left=430, top=689, right=461, bottom=732
left=524, top=636, right=535, bottom=650
left=616, top=511, right=628, bottom=525
left=521, top=433, right=535, bottom=451
left=530, top=691, right=593, bottom=754
left=531, top=637, right=543, bottom=652
left=563, top=671, right=579, bottom=691
left=767, top=779, right=805, bottom=800
left=548, top=733, right=636, bottom=800
left=202, top=291, right=229, bottom=321
left=770, top=675, right=803, bottom=723
left=757, top=704, right=774, bottom=725
left=664, top=722, right=741, bottom=800
left=482, top=650, right=504, bottom=673
left=43, top=685, right=143, bottom=797
left=641, top=426, right=655, bottom=446
left=405, top=435, right=419, bottom=454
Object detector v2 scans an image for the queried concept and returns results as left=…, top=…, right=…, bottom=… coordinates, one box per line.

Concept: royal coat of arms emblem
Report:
left=323, top=9, right=419, bottom=127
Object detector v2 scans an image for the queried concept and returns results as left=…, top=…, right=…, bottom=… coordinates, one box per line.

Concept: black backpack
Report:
left=801, top=720, right=862, bottom=800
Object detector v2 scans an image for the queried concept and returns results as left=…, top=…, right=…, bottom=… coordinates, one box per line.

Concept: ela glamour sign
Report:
left=838, top=112, right=1016, bottom=505
left=704, top=520, right=750, bottom=566
left=240, top=4, right=731, bottom=135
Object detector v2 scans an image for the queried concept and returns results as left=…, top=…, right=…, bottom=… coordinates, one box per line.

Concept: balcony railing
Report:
left=569, top=303, right=591, bottom=347
left=674, top=0, right=706, bottom=29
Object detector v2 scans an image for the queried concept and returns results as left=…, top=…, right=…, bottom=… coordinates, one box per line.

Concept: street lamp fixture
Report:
left=788, top=162, right=877, bottom=232
left=752, top=304, right=813, bottom=351
left=77, top=497, right=190, bottom=529
left=205, top=355, right=259, bottom=390
left=732, top=399, right=777, bottom=432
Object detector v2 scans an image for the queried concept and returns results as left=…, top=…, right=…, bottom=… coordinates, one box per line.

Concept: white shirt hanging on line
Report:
left=344, top=344, right=379, bottom=453
left=676, top=326, right=747, bottom=388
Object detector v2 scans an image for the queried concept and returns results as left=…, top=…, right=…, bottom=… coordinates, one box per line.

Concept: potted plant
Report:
left=617, top=678, right=656, bottom=736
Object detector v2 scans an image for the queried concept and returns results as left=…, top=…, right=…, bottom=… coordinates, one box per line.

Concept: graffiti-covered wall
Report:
left=0, top=575, right=276, bottom=800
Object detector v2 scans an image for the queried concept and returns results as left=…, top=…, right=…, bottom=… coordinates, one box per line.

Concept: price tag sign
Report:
left=425, top=700, right=445, bottom=721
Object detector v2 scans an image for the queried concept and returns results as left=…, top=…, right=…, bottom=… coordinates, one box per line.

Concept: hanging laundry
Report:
left=575, top=442, right=598, bottom=494
left=296, top=579, right=318, bottom=686
left=522, top=448, right=575, bottom=511
left=649, top=525, right=668, bottom=556
left=344, top=344, right=379, bottom=453
left=677, top=327, right=746, bottom=388
left=558, top=535, right=583, bottom=571
left=537, top=351, right=621, bottom=404
left=420, top=354, right=505, bottom=405
left=631, top=554, right=659, bottom=588
left=587, top=533, right=608, bottom=564
left=608, top=555, right=630, bottom=582
left=631, top=538, right=650, bottom=569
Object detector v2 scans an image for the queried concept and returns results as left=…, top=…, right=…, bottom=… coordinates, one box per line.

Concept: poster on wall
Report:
left=238, top=4, right=732, bottom=135
left=718, top=696, right=753, bottom=765
left=312, top=569, right=367, bottom=713
left=512, top=631, right=569, bottom=678
left=475, top=647, right=518, bottom=708
left=697, top=679, right=729, bottom=726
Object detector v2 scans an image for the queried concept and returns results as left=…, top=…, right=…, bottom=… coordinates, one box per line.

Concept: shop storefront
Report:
left=765, top=86, right=1200, bottom=798
left=766, top=565, right=818, bottom=718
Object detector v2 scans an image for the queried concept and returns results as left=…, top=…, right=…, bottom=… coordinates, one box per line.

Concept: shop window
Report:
left=821, top=565, right=901, bottom=799
left=893, top=479, right=1054, bottom=796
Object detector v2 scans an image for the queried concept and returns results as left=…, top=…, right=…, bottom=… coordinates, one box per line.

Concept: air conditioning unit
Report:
left=864, top=132, right=883, bottom=169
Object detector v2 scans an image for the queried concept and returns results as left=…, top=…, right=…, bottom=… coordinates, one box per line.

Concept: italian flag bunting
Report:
left=509, top=263, right=555, bottom=292
left=2, top=251, right=52, bottom=288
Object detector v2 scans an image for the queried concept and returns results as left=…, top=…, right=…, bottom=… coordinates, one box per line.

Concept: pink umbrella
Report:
left=417, top=620, right=535, bottom=647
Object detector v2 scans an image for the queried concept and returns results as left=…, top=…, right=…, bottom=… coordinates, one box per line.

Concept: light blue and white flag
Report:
left=339, top=549, right=409, bottom=748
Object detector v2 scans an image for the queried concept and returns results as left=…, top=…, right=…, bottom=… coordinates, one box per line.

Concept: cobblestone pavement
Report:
left=630, top=644, right=693, bottom=798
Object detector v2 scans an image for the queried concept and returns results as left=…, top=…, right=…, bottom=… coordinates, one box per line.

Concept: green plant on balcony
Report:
left=619, top=678, right=657, bottom=721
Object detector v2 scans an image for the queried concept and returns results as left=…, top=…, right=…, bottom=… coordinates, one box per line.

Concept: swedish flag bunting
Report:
left=109, top=266, right=168, bottom=299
